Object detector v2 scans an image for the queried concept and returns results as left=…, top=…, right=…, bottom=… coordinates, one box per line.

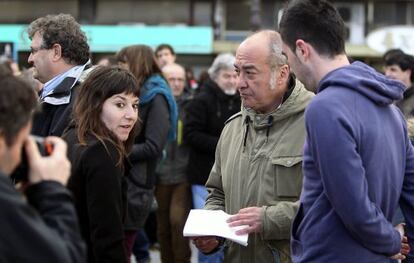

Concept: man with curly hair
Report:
left=28, top=14, right=91, bottom=137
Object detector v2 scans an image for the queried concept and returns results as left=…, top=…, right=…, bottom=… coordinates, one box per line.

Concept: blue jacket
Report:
left=292, top=62, right=414, bottom=262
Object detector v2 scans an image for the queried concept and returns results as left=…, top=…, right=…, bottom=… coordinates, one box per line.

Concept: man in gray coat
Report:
left=193, top=30, right=313, bottom=263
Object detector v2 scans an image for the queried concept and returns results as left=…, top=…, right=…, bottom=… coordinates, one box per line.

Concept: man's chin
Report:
left=242, top=102, right=254, bottom=110
left=33, top=75, right=44, bottom=84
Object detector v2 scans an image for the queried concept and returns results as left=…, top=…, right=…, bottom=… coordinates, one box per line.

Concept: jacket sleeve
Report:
left=184, top=96, right=219, bottom=154
left=129, top=95, right=170, bottom=162
left=400, top=131, right=414, bottom=261
left=261, top=201, right=299, bottom=240
left=305, top=99, right=401, bottom=256
left=1, top=181, right=86, bottom=263
left=204, top=135, right=225, bottom=211
left=83, top=142, right=128, bottom=263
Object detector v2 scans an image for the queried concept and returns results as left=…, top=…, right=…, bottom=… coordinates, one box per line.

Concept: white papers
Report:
left=183, top=209, right=249, bottom=246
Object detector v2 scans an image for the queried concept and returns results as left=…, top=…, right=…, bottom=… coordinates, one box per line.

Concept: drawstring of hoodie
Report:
left=265, top=115, right=274, bottom=143
left=243, top=115, right=273, bottom=151
left=243, top=116, right=250, bottom=152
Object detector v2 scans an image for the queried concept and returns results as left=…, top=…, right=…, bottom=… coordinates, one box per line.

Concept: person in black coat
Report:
left=63, top=66, right=140, bottom=263
left=116, top=45, right=178, bottom=260
left=184, top=53, right=241, bottom=263
left=27, top=14, right=91, bottom=137
left=0, top=70, right=86, bottom=263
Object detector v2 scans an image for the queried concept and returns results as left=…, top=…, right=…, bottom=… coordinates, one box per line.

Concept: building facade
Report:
left=1, top=0, right=413, bottom=71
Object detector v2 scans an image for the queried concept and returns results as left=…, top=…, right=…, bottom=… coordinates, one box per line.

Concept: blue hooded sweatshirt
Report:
left=292, top=62, right=414, bottom=262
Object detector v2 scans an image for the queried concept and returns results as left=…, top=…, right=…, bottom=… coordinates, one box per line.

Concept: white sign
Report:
left=366, top=26, right=414, bottom=55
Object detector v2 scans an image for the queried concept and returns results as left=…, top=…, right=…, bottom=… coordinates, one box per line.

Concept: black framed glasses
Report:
left=30, top=46, right=46, bottom=54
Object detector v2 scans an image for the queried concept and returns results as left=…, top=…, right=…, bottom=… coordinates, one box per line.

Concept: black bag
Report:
left=124, top=163, right=154, bottom=230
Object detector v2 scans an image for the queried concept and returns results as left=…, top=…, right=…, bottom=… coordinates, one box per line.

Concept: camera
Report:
left=10, top=136, right=53, bottom=183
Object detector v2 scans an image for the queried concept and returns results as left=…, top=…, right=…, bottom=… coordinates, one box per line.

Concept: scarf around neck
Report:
left=140, top=74, right=178, bottom=141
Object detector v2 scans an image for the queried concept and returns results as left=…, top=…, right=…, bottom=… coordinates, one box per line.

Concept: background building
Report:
left=1, top=0, right=413, bottom=75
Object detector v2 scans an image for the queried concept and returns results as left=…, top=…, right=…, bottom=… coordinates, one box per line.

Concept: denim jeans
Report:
left=192, top=184, right=224, bottom=263
left=132, top=229, right=150, bottom=263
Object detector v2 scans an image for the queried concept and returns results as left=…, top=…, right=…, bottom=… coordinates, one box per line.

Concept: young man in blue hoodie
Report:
left=279, top=0, right=414, bottom=262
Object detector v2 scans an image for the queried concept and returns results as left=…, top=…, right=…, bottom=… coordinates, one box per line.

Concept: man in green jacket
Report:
left=193, top=30, right=313, bottom=263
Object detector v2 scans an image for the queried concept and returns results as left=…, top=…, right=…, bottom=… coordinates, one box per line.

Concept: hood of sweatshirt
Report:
left=318, top=61, right=405, bottom=106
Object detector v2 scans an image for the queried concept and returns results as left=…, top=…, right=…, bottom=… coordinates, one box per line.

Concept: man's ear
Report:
left=295, top=39, right=310, bottom=62
left=51, top=43, right=63, bottom=62
left=405, top=69, right=412, bottom=86
left=0, top=132, right=6, bottom=159
left=277, top=64, right=290, bottom=86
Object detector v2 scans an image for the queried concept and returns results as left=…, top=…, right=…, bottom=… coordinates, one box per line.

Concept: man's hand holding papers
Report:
left=227, top=206, right=263, bottom=235
left=183, top=209, right=249, bottom=249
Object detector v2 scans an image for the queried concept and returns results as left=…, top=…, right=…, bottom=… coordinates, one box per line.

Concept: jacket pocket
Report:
left=271, top=156, right=303, bottom=199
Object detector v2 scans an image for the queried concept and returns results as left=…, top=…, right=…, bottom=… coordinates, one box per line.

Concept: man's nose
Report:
left=28, top=53, right=33, bottom=64
left=236, top=76, right=247, bottom=90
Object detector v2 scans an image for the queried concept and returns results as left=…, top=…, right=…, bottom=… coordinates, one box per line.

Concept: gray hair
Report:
left=28, top=13, right=90, bottom=65
left=262, top=30, right=289, bottom=90
left=267, top=30, right=288, bottom=70
left=208, top=53, right=235, bottom=81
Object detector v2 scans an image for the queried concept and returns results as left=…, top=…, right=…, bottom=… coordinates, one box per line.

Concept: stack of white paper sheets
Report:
left=183, top=209, right=249, bottom=246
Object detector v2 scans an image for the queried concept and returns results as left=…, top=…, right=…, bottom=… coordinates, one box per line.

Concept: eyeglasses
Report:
left=30, top=46, right=46, bottom=54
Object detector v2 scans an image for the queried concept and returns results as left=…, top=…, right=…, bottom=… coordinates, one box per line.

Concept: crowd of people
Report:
left=2, top=0, right=414, bottom=262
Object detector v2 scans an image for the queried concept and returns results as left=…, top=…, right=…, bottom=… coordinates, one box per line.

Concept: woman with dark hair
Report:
left=63, top=66, right=140, bottom=263
left=116, top=45, right=177, bottom=260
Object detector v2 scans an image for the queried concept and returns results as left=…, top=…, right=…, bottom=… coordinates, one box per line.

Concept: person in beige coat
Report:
left=193, top=30, right=313, bottom=263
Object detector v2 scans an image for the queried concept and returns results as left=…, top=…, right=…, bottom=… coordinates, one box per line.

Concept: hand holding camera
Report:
left=25, top=136, right=71, bottom=186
